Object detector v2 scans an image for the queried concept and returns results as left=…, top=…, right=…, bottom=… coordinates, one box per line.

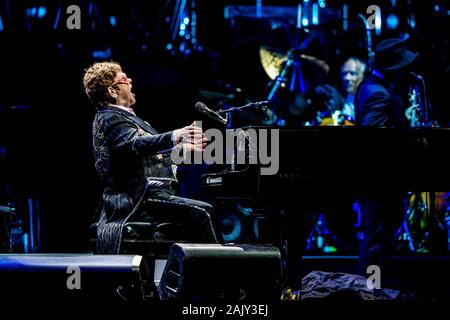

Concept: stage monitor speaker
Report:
left=0, top=254, right=154, bottom=302
left=159, top=243, right=282, bottom=301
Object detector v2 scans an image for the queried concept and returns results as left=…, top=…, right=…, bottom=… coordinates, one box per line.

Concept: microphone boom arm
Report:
left=217, top=101, right=269, bottom=114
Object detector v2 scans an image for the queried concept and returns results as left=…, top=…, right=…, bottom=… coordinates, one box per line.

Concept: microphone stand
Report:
left=358, top=14, right=374, bottom=74
left=218, top=102, right=268, bottom=171
left=217, top=101, right=269, bottom=115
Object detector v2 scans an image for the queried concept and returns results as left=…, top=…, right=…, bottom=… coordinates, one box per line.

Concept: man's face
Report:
left=110, top=72, right=136, bottom=107
left=340, top=60, right=363, bottom=95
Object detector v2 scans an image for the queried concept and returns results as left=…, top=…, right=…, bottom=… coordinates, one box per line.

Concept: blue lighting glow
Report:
left=237, top=205, right=253, bottom=217
left=180, top=23, right=186, bottom=31
left=38, top=6, right=46, bottom=18
left=318, top=0, right=326, bottom=8
left=386, top=14, right=399, bottom=30
left=53, top=5, right=61, bottom=30
left=92, top=47, right=112, bottom=59
left=109, top=16, right=117, bottom=27
left=434, top=5, right=439, bottom=12
left=179, top=30, right=185, bottom=36
left=302, top=18, right=309, bottom=26
left=26, top=8, right=37, bottom=17
left=219, top=215, right=242, bottom=243
left=183, top=17, right=190, bottom=24
left=185, top=34, right=191, bottom=40
left=375, top=14, right=382, bottom=36
left=0, top=15, right=3, bottom=32
left=166, top=43, right=173, bottom=50
left=312, top=3, right=319, bottom=25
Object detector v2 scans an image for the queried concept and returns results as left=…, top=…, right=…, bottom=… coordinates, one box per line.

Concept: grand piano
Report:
left=201, top=126, right=450, bottom=285
left=202, top=126, right=450, bottom=196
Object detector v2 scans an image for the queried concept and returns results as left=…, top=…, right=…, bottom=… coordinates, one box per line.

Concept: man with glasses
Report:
left=83, top=62, right=219, bottom=254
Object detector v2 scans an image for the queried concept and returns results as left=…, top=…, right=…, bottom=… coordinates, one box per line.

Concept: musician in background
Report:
left=316, top=57, right=366, bottom=124
left=83, top=62, right=218, bottom=253
left=355, top=39, right=417, bottom=276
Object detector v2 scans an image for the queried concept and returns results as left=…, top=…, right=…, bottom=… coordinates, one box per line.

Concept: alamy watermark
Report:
left=366, top=265, right=381, bottom=290
left=367, top=5, right=381, bottom=30
left=66, top=265, right=81, bottom=290
left=171, top=122, right=280, bottom=176
left=66, top=5, right=81, bottom=30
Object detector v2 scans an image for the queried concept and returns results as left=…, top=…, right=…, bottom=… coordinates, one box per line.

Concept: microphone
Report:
left=195, top=102, right=227, bottom=125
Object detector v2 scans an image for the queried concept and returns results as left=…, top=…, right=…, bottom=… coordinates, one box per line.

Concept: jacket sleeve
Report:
left=103, top=113, right=175, bottom=156
left=360, top=87, right=391, bottom=127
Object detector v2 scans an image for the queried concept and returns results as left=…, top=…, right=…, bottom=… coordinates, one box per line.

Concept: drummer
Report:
left=311, top=57, right=366, bottom=125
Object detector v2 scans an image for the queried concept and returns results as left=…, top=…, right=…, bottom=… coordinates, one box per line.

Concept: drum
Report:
left=318, top=110, right=355, bottom=126
left=319, top=117, right=355, bottom=126
left=398, top=191, right=449, bottom=253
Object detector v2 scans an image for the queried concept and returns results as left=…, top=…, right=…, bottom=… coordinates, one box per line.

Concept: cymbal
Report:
left=259, top=46, right=329, bottom=81
left=259, top=47, right=288, bottom=81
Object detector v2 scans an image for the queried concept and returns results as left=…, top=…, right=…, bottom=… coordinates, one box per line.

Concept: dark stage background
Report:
left=0, top=0, right=448, bottom=253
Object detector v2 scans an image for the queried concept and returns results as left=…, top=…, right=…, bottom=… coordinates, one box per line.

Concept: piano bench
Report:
left=89, top=221, right=188, bottom=259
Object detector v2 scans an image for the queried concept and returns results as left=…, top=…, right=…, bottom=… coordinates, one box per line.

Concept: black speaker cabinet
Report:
left=0, top=254, right=153, bottom=302
left=159, top=243, right=282, bottom=301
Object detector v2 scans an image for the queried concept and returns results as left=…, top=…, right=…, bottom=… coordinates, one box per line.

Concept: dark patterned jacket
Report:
left=92, top=106, right=177, bottom=253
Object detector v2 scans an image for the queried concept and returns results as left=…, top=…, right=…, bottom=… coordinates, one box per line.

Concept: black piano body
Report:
left=202, top=126, right=450, bottom=199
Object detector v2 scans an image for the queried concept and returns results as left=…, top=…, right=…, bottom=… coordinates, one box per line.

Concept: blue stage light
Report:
left=109, top=16, right=117, bottom=27
left=183, top=17, right=190, bottom=24
left=166, top=43, right=173, bottom=50
left=26, top=8, right=37, bottom=18
left=387, top=14, right=399, bottom=30
left=92, top=47, right=112, bottom=59
left=312, top=3, right=319, bottom=25
left=38, top=6, right=46, bottom=18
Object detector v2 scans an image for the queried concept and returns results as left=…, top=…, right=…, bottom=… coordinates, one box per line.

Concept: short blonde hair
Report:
left=83, top=62, right=122, bottom=107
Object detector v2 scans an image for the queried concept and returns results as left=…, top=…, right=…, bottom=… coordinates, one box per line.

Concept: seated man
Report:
left=313, top=57, right=366, bottom=125
left=83, top=62, right=219, bottom=254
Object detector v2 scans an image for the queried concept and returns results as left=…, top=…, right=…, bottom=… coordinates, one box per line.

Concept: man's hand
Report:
left=173, top=122, right=207, bottom=151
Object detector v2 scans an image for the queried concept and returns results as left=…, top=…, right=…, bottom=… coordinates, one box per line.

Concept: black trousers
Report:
left=131, top=187, right=219, bottom=244
left=357, top=192, right=404, bottom=275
